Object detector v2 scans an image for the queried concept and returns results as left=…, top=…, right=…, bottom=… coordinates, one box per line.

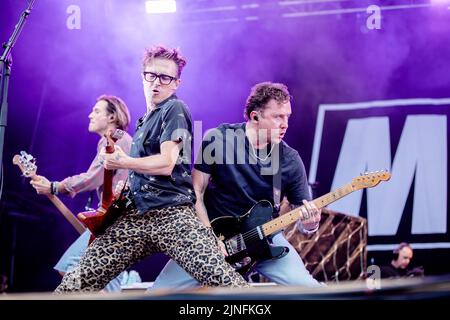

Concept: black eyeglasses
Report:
left=143, top=72, right=178, bottom=85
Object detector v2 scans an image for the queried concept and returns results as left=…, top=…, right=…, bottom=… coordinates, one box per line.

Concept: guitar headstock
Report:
left=105, top=129, right=124, bottom=145
left=12, top=151, right=37, bottom=178
left=351, top=170, right=391, bottom=190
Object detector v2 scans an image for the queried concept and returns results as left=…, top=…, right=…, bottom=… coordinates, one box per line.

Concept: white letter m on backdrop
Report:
left=330, top=115, right=447, bottom=236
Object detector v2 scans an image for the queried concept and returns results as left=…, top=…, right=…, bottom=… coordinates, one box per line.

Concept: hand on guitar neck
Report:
left=99, top=128, right=132, bottom=171
left=30, top=175, right=60, bottom=195
left=13, top=151, right=86, bottom=235
left=296, top=199, right=322, bottom=234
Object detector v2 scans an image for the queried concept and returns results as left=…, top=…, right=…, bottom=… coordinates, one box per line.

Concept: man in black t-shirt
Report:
left=152, top=82, right=323, bottom=290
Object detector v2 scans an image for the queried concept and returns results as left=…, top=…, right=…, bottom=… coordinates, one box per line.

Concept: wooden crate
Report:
left=283, top=207, right=368, bottom=282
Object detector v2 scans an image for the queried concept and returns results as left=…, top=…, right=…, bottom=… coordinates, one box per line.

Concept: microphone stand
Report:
left=0, top=0, right=36, bottom=200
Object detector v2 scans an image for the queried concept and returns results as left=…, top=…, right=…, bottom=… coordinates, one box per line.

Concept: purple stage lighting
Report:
left=430, top=0, right=450, bottom=4
left=145, top=0, right=177, bottom=14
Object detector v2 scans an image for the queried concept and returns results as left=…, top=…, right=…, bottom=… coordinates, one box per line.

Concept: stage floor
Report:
left=1, top=275, right=450, bottom=300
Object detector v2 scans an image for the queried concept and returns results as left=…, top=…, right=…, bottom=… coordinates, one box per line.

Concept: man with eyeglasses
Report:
left=55, top=45, right=248, bottom=292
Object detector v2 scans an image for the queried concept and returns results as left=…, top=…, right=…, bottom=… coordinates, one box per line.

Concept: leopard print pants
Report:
left=55, top=204, right=248, bottom=292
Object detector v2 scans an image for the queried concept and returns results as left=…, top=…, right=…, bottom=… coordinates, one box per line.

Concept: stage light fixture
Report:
left=145, top=0, right=177, bottom=14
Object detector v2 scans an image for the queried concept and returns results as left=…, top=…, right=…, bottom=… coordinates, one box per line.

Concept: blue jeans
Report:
left=54, top=230, right=124, bottom=292
left=151, top=232, right=322, bottom=290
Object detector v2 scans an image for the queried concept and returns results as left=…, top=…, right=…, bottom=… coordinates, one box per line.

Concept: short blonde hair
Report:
left=142, top=45, right=187, bottom=78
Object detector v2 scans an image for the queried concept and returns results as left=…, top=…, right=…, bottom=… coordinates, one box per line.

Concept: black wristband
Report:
left=50, top=182, right=59, bottom=195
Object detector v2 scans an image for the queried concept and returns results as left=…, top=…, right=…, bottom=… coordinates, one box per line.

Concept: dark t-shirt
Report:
left=380, top=264, right=425, bottom=279
left=194, top=122, right=311, bottom=221
left=128, top=95, right=196, bottom=213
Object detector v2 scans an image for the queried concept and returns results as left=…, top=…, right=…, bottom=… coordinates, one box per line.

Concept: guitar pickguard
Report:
left=225, top=233, right=246, bottom=256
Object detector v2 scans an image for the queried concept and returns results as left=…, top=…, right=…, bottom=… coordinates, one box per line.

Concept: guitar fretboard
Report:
left=47, top=195, right=86, bottom=234
left=261, top=183, right=355, bottom=236
left=12, top=154, right=86, bottom=235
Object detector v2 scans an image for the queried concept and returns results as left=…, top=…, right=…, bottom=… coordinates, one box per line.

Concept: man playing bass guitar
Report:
left=30, top=95, right=133, bottom=292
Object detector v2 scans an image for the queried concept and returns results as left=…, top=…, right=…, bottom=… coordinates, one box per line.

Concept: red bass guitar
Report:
left=77, top=129, right=127, bottom=241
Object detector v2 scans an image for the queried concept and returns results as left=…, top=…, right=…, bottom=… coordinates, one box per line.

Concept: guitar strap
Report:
left=118, top=176, right=130, bottom=198
left=85, top=190, right=95, bottom=211
left=120, top=177, right=137, bottom=210
left=272, top=142, right=283, bottom=218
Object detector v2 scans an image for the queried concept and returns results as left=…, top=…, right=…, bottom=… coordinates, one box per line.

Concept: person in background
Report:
left=380, top=242, right=425, bottom=279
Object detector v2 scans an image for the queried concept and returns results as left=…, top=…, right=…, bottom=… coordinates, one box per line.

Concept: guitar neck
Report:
left=100, top=141, right=116, bottom=209
left=46, top=194, right=86, bottom=234
left=261, top=182, right=355, bottom=236
left=100, top=169, right=114, bottom=209
left=13, top=154, right=86, bottom=235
